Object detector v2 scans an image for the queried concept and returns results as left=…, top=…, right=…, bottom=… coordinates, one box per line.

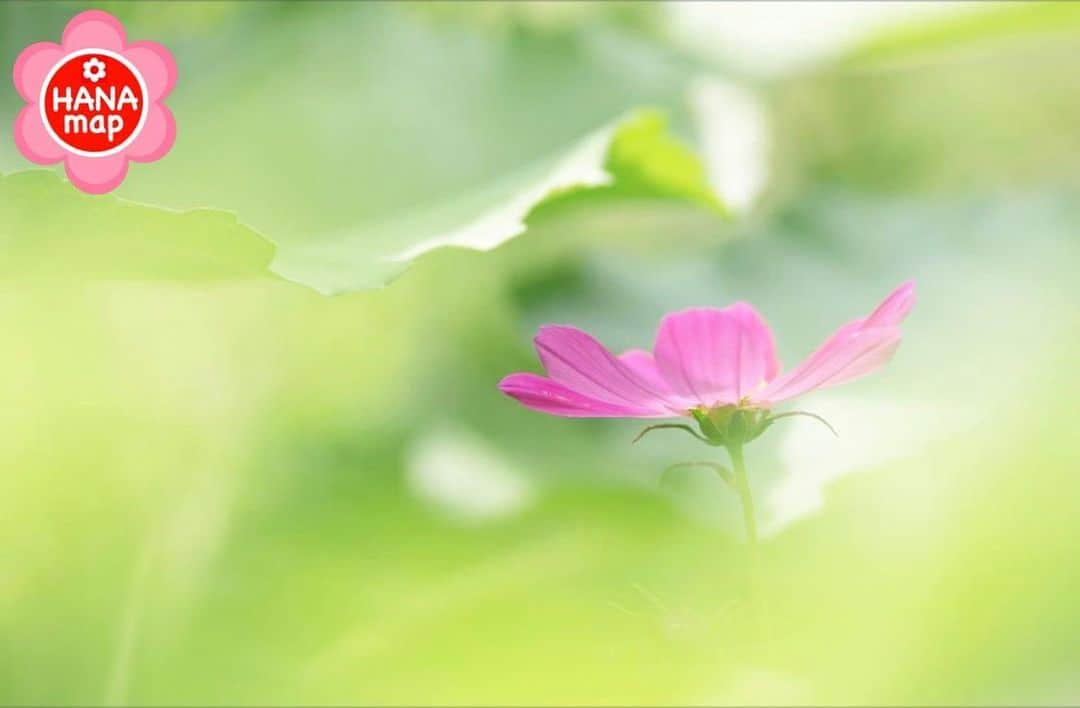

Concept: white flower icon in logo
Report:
left=82, top=57, right=106, bottom=83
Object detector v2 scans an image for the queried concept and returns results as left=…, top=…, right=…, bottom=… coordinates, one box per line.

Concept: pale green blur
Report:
left=1, top=2, right=1079, bottom=705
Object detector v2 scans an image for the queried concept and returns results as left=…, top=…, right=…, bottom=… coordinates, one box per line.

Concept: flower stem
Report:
left=727, top=443, right=758, bottom=562
left=728, top=443, right=767, bottom=635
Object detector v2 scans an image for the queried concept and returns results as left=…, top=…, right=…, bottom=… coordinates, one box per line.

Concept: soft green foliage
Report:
left=601, top=110, right=725, bottom=213
left=2, top=4, right=716, bottom=293
left=270, top=109, right=725, bottom=293
left=845, top=1, right=1080, bottom=65
left=776, top=4, right=1080, bottom=194
left=0, top=171, right=273, bottom=281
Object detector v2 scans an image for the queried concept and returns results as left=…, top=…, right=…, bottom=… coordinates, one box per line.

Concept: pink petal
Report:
left=618, top=349, right=673, bottom=394
left=498, top=373, right=667, bottom=418
left=865, top=280, right=917, bottom=328
left=64, top=153, right=128, bottom=195
left=125, top=42, right=177, bottom=102
left=535, top=326, right=675, bottom=414
left=62, top=11, right=126, bottom=53
left=817, top=334, right=901, bottom=387
left=127, top=104, right=176, bottom=162
left=13, top=42, right=63, bottom=103
left=653, top=302, right=780, bottom=407
left=752, top=282, right=915, bottom=405
left=13, top=106, right=65, bottom=164
left=754, top=326, right=900, bottom=405
left=617, top=349, right=704, bottom=413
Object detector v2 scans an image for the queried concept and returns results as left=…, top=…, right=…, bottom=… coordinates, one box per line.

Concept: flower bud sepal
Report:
left=690, top=405, right=771, bottom=447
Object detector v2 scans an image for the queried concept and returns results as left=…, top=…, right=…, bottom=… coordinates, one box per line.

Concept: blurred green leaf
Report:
left=1, top=3, right=719, bottom=292
left=601, top=110, right=725, bottom=210
left=775, top=29, right=1080, bottom=194
left=271, top=110, right=724, bottom=294
left=0, top=170, right=273, bottom=281
left=844, top=1, right=1080, bottom=66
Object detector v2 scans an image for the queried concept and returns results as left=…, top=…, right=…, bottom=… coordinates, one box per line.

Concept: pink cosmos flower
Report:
left=499, top=281, right=915, bottom=424
left=12, top=11, right=177, bottom=194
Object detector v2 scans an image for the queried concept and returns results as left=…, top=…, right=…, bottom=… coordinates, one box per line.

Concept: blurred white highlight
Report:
left=406, top=426, right=535, bottom=523
left=763, top=394, right=973, bottom=536
left=689, top=77, right=769, bottom=213
left=717, top=667, right=812, bottom=706
left=669, top=1, right=973, bottom=75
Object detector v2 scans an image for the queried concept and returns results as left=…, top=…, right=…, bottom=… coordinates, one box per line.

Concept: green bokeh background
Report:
left=1, top=2, right=1079, bottom=705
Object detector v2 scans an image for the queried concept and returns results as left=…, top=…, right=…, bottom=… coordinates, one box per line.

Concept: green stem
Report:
left=728, top=444, right=770, bottom=636
left=727, top=443, right=758, bottom=561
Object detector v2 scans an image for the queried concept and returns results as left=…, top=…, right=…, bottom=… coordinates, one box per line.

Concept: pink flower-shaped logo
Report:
left=12, top=11, right=176, bottom=194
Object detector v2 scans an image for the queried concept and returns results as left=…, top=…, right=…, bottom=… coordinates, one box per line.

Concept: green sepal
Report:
left=691, top=405, right=772, bottom=447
